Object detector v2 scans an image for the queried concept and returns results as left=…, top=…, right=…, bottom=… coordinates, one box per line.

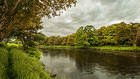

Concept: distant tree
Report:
left=34, top=33, right=46, bottom=45
left=115, top=22, right=140, bottom=47
left=75, top=25, right=97, bottom=47
left=66, top=33, right=76, bottom=46
left=97, top=25, right=117, bottom=46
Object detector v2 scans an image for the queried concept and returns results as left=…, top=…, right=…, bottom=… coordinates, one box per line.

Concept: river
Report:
left=41, top=48, right=140, bottom=79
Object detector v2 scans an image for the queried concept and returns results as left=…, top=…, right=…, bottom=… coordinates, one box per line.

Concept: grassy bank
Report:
left=93, top=46, right=140, bottom=52
left=0, top=46, right=52, bottom=79
left=39, top=45, right=83, bottom=49
left=40, top=45, right=140, bottom=52
left=10, top=48, right=52, bottom=79
left=0, top=47, right=9, bottom=79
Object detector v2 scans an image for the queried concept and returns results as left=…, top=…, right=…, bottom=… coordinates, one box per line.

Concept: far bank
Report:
left=40, top=45, right=140, bottom=52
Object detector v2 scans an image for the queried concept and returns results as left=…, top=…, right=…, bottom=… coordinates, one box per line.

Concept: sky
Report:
left=41, top=0, right=140, bottom=36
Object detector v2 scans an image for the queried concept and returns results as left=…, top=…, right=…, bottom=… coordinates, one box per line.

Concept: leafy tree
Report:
left=43, top=22, right=140, bottom=47
left=0, top=0, right=76, bottom=48
left=66, top=33, right=76, bottom=46
left=97, top=25, right=117, bottom=46
left=75, top=25, right=97, bottom=47
left=115, top=22, right=140, bottom=47
left=34, top=33, right=46, bottom=45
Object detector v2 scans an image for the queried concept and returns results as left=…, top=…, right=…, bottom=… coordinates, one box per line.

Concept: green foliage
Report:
left=114, top=22, right=140, bottom=47
left=0, top=47, right=9, bottom=79
left=7, top=43, right=22, bottom=48
left=0, top=42, right=6, bottom=47
left=10, top=48, right=52, bottom=79
left=97, top=25, right=117, bottom=46
left=94, top=46, right=140, bottom=52
left=0, top=0, right=77, bottom=48
left=44, top=33, right=76, bottom=46
left=25, top=48, right=42, bottom=59
left=75, top=25, right=97, bottom=47
left=44, top=22, right=140, bottom=48
left=34, top=33, right=46, bottom=45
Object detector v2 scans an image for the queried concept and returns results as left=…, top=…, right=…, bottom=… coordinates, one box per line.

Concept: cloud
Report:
left=41, top=0, right=140, bottom=36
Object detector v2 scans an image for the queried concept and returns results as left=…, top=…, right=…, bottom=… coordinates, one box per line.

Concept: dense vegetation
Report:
left=0, top=47, right=9, bottom=79
left=10, top=48, right=51, bottom=79
left=44, top=22, right=140, bottom=47
left=0, top=46, right=53, bottom=79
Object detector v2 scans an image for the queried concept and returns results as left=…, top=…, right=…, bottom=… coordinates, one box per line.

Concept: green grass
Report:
left=0, top=45, right=52, bottom=79
left=40, top=45, right=140, bottom=52
left=93, top=46, right=140, bottom=52
left=0, top=47, right=9, bottom=79
left=39, top=45, right=83, bottom=49
left=9, top=48, right=52, bottom=79
left=7, top=43, right=22, bottom=48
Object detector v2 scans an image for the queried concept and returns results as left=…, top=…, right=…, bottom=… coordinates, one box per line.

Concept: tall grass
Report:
left=0, top=47, right=9, bottom=79
left=10, top=48, right=52, bottom=79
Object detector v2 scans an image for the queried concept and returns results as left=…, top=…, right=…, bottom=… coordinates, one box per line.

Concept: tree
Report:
left=0, top=0, right=76, bottom=47
left=97, top=25, right=117, bottom=46
left=34, top=33, right=46, bottom=45
left=75, top=25, right=97, bottom=47
left=66, top=33, right=76, bottom=46
left=115, top=22, right=140, bottom=47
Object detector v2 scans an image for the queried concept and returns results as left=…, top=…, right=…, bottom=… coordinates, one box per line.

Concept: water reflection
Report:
left=41, top=48, right=140, bottom=79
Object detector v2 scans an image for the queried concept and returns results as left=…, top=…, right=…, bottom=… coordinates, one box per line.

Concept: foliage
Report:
left=44, top=33, right=76, bottom=46
left=44, top=22, right=140, bottom=47
left=34, top=33, right=46, bottom=45
left=25, top=48, right=42, bottom=59
left=10, top=48, right=52, bottom=79
left=0, top=41, right=6, bottom=47
left=94, top=46, right=140, bottom=52
left=97, top=25, right=117, bottom=46
left=114, top=22, right=140, bottom=47
left=0, top=0, right=76, bottom=48
left=0, top=47, right=9, bottom=79
left=7, top=43, right=22, bottom=47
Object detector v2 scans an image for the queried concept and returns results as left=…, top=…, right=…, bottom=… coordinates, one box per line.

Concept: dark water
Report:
left=41, top=48, right=140, bottom=79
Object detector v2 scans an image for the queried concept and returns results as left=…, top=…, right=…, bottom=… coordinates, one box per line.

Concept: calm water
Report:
left=41, top=48, right=140, bottom=79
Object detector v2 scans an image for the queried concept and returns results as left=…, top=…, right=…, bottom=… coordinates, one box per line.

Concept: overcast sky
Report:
left=41, top=0, right=140, bottom=36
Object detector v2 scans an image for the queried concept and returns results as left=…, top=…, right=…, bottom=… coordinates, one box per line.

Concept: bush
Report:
left=0, top=47, right=9, bottom=79
left=10, top=48, right=52, bottom=79
left=0, top=42, right=6, bottom=47
left=25, top=48, right=42, bottom=59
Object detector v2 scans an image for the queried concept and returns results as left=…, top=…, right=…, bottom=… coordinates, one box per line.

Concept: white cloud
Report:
left=41, top=0, right=140, bottom=36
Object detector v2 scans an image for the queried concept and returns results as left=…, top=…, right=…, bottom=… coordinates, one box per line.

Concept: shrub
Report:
left=25, top=48, right=42, bottom=59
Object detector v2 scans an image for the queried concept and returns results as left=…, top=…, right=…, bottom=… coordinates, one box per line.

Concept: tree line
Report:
left=44, top=22, right=140, bottom=47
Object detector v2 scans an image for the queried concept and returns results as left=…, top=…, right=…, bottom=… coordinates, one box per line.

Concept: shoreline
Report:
left=39, top=45, right=140, bottom=52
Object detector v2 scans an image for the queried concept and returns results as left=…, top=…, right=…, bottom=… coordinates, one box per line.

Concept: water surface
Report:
left=41, top=48, right=140, bottom=79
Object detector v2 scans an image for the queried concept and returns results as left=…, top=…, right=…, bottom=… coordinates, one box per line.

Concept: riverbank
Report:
left=93, top=46, right=140, bottom=52
left=39, top=45, right=83, bottom=49
left=0, top=46, right=52, bottom=79
left=40, top=45, right=140, bottom=52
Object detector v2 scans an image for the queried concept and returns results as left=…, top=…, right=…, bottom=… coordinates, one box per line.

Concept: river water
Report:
left=41, top=48, right=140, bottom=79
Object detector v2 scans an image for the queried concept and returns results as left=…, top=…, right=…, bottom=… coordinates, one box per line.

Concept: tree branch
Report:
left=8, top=0, right=21, bottom=14
left=4, top=0, right=8, bottom=10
